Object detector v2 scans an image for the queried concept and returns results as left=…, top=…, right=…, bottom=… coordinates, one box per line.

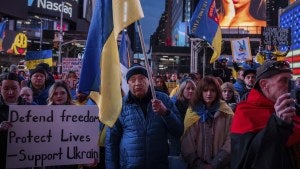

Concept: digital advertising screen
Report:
left=28, top=0, right=78, bottom=22
left=215, top=0, right=266, bottom=33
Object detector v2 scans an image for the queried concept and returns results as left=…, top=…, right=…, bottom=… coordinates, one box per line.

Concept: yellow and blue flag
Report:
left=189, top=0, right=222, bottom=63
left=0, top=21, right=6, bottom=51
left=25, top=50, right=52, bottom=69
left=78, top=0, right=144, bottom=127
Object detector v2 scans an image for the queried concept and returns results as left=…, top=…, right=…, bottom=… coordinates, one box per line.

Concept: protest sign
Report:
left=62, top=58, right=82, bottom=78
left=6, top=105, right=99, bottom=168
left=230, top=37, right=252, bottom=62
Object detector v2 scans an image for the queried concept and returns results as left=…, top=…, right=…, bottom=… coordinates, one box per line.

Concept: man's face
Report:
left=31, top=73, right=46, bottom=89
left=128, top=74, right=149, bottom=98
left=1, top=80, right=20, bottom=104
left=244, top=73, right=256, bottom=89
left=263, top=72, right=292, bottom=102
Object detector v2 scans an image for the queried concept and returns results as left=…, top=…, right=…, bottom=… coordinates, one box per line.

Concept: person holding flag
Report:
left=105, top=65, right=183, bottom=169
left=78, top=0, right=143, bottom=127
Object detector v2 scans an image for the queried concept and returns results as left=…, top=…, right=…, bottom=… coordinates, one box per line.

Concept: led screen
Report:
left=215, top=0, right=266, bottom=32
left=28, top=0, right=78, bottom=22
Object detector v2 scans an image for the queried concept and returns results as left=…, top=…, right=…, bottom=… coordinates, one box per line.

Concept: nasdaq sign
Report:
left=28, top=0, right=77, bottom=21
left=37, top=0, right=72, bottom=17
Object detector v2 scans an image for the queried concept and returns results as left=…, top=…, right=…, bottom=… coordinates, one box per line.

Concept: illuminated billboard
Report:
left=28, top=0, right=78, bottom=22
left=215, top=0, right=266, bottom=32
left=280, top=2, right=300, bottom=76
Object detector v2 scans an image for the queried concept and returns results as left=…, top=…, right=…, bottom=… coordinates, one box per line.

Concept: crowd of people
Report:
left=0, top=63, right=97, bottom=169
left=1, top=58, right=300, bottom=169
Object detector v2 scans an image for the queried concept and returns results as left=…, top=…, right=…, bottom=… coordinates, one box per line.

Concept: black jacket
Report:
left=231, top=114, right=296, bottom=169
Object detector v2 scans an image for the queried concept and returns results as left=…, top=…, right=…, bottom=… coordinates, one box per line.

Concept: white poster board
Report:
left=6, top=105, right=100, bottom=168
left=230, top=37, right=252, bottom=62
left=62, top=58, right=82, bottom=77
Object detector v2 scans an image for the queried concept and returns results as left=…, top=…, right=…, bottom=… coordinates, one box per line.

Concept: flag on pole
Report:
left=78, top=0, right=144, bottom=127
left=189, top=0, right=222, bottom=63
left=0, top=21, right=6, bottom=51
left=119, top=31, right=129, bottom=94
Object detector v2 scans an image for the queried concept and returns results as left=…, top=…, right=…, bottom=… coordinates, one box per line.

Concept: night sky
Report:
left=140, top=0, right=165, bottom=50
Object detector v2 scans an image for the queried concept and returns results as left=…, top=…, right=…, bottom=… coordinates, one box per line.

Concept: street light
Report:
left=34, top=16, right=52, bottom=51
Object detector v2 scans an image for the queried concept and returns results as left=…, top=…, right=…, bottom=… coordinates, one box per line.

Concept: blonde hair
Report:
left=47, top=80, right=74, bottom=105
left=177, top=79, right=196, bottom=102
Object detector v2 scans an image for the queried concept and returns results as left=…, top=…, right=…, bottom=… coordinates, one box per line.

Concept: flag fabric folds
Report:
left=119, top=31, right=129, bottom=94
left=78, top=0, right=144, bottom=127
left=25, top=50, right=53, bottom=69
left=0, top=21, right=6, bottom=39
left=0, top=21, right=6, bottom=51
left=189, top=0, right=222, bottom=63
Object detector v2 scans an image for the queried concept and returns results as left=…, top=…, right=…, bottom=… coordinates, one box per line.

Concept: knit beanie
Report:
left=243, top=69, right=257, bottom=78
left=126, top=65, right=148, bottom=82
left=30, top=67, right=46, bottom=78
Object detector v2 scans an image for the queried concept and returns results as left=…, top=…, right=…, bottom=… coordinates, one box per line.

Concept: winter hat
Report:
left=37, top=62, right=50, bottom=72
left=254, top=60, right=292, bottom=88
left=126, top=65, right=148, bottom=82
left=30, top=67, right=46, bottom=78
left=0, top=72, right=20, bottom=84
left=221, top=82, right=234, bottom=91
left=243, top=69, right=257, bottom=78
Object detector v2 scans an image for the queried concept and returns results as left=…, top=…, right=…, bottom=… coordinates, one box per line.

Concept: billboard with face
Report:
left=215, top=0, right=266, bottom=31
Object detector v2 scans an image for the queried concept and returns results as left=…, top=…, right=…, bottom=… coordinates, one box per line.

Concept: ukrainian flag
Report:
left=25, top=50, right=52, bottom=69
left=189, top=0, right=222, bottom=63
left=78, top=0, right=144, bottom=127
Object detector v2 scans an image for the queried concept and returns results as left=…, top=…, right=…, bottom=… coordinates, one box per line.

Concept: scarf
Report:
left=184, top=100, right=233, bottom=134
left=194, top=101, right=219, bottom=123
left=231, top=89, right=300, bottom=146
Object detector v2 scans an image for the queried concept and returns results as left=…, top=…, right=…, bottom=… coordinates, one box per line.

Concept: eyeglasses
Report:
left=258, top=61, right=291, bottom=79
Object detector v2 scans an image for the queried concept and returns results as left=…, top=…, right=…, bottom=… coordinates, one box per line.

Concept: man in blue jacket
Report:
left=105, top=65, right=183, bottom=169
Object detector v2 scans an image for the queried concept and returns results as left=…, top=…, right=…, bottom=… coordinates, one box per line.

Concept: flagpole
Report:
left=136, top=20, right=156, bottom=99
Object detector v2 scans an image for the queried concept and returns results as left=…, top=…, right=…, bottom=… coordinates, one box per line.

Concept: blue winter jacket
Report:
left=233, top=79, right=246, bottom=97
left=105, top=91, right=183, bottom=169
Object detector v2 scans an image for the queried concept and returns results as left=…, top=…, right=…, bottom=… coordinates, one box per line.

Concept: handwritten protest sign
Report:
left=62, top=58, right=82, bottom=77
left=6, top=105, right=99, bottom=168
left=230, top=37, right=252, bottom=62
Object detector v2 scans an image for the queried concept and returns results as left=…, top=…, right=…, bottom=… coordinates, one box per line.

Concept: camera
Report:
left=288, top=79, right=300, bottom=114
